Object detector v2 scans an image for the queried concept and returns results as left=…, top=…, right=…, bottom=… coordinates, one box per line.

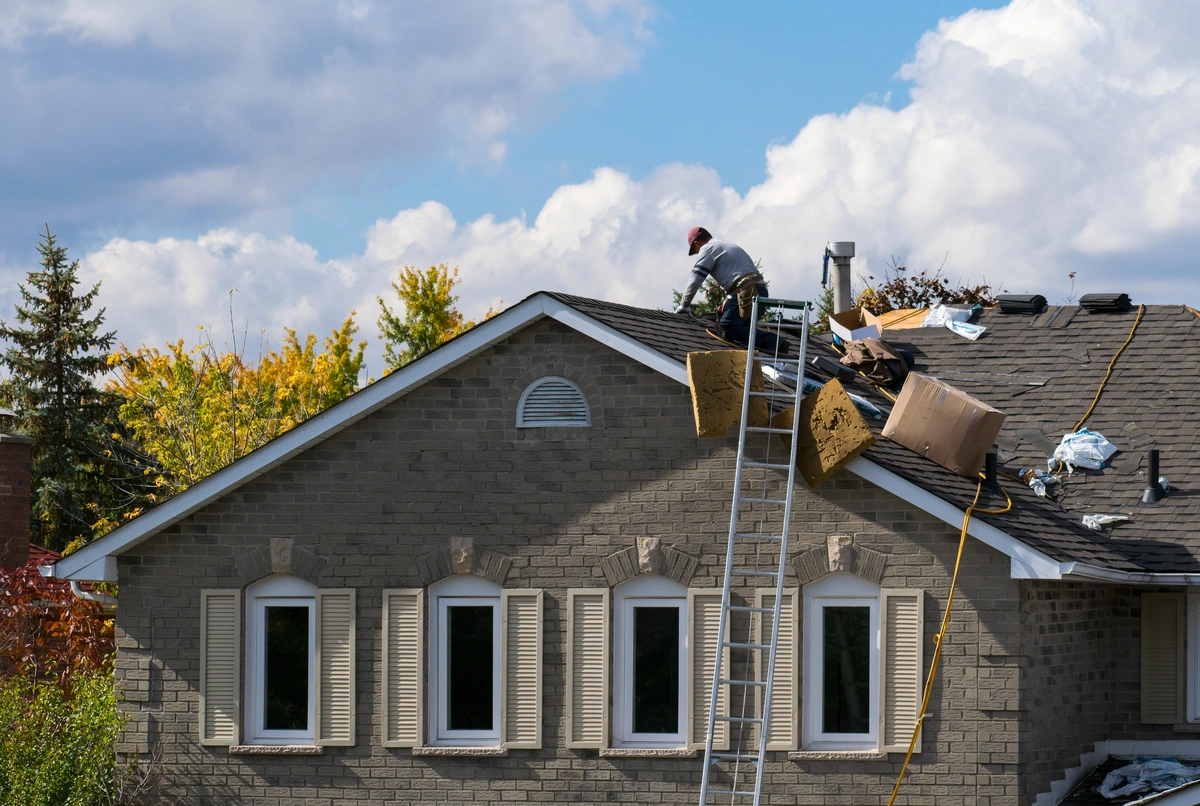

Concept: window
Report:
left=428, top=576, right=502, bottom=746
left=613, top=576, right=688, bottom=747
left=516, top=376, right=591, bottom=427
left=803, top=574, right=880, bottom=751
left=245, top=575, right=317, bottom=745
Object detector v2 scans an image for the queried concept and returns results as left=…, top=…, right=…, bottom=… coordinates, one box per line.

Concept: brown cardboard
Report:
left=686, top=350, right=770, bottom=438
left=828, top=308, right=883, bottom=342
left=771, top=379, right=876, bottom=487
left=882, top=372, right=1006, bottom=477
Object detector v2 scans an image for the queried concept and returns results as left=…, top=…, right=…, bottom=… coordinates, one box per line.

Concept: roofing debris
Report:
left=685, top=350, right=769, bottom=438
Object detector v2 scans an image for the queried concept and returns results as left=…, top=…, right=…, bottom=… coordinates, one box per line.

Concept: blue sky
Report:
left=3, top=0, right=1199, bottom=369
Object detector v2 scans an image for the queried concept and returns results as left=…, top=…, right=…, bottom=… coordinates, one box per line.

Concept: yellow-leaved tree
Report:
left=107, top=313, right=366, bottom=496
left=377, top=264, right=499, bottom=372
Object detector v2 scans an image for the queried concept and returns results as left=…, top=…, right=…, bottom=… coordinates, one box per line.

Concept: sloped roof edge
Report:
left=49, top=293, right=688, bottom=581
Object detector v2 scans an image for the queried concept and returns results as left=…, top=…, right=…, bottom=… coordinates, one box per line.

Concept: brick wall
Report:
left=115, top=320, right=1029, bottom=805
left=0, top=432, right=34, bottom=570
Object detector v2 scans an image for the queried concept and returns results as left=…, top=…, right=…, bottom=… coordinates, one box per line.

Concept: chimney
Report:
left=827, top=241, right=855, bottom=313
left=0, top=425, right=35, bottom=570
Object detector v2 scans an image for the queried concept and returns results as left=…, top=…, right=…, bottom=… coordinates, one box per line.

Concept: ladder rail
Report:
left=699, top=295, right=810, bottom=806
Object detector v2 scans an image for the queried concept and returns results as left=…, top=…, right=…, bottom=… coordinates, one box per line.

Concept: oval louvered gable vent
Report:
left=517, top=377, right=591, bottom=427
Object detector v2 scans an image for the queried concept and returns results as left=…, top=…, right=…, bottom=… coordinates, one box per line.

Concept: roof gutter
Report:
left=1058, top=561, right=1200, bottom=586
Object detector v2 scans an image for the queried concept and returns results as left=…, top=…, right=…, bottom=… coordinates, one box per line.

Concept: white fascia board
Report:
left=542, top=299, right=689, bottom=386
left=49, top=294, right=687, bottom=582
left=844, top=456, right=1064, bottom=580
left=1058, top=562, right=1200, bottom=586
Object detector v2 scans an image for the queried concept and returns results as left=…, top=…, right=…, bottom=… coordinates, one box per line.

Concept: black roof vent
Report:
left=1080, top=293, right=1131, bottom=312
left=997, top=294, right=1047, bottom=315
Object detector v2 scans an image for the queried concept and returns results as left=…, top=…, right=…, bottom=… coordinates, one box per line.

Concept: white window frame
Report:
left=613, top=575, right=688, bottom=748
left=1187, top=591, right=1200, bottom=723
left=428, top=576, right=502, bottom=746
left=803, top=573, right=880, bottom=751
left=244, top=575, right=317, bottom=746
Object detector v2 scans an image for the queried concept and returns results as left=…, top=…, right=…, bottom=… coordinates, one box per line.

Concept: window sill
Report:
left=412, top=746, right=508, bottom=757
left=1174, top=724, right=1200, bottom=733
left=600, top=748, right=698, bottom=759
left=789, top=750, right=887, bottom=762
left=229, top=745, right=324, bottom=755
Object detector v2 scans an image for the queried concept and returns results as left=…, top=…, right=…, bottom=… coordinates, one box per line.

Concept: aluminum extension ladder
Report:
left=699, top=297, right=810, bottom=806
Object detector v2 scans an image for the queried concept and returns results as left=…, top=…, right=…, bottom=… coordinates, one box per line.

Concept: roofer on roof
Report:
left=675, top=227, right=788, bottom=352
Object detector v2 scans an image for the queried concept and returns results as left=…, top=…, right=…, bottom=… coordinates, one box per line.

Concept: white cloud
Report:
left=52, top=0, right=1200, bottom=369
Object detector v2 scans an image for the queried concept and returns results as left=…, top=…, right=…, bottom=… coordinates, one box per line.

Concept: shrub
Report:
left=0, top=664, right=122, bottom=806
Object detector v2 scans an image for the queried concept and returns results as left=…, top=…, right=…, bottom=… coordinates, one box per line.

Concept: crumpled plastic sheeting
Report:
left=1050, top=428, right=1118, bottom=473
left=1098, top=758, right=1200, bottom=799
left=922, top=305, right=987, bottom=340
left=1020, top=468, right=1058, bottom=498
left=1082, top=514, right=1131, bottom=531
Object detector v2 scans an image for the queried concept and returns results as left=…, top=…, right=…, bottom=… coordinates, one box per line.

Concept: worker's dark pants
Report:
left=720, top=283, right=788, bottom=352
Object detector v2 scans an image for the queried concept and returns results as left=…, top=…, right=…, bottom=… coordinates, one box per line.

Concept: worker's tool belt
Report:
left=727, top=272, right=764, bottom=319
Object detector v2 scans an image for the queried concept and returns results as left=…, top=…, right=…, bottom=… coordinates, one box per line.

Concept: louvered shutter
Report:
left=688, top=589, right=728, bottom=751
left=756, top=589, right=798, bottom=751
left=517, top=378, right=590, bottom=427
left=315, top=589, right=356, bottom=746
left=382, top=589, right=424, bottom=747
left=1141, top=592, right=1184, bottom=724
left=880, top=589, right=924, bottom=753
left=566, top=588, right=609, bottom=749
left=501, top=590, right=543, bottom=748
left=200, top=589, right=241, bottom=745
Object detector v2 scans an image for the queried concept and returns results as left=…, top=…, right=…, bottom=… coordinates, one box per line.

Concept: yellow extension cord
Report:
left=887, top=305, right=1144, bottom=803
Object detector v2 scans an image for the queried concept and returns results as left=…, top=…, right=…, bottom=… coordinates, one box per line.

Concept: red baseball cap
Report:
left=687, top=226, right=710, bottom=255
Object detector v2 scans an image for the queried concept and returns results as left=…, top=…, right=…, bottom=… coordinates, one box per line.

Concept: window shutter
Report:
left=566, top=588, right=609, bottom=749
left=381, top=589, right=424, bottom=748
left=199, top=589, right=241, bottom=746
left=1141, top=592, right=1184, bottom=724
left=688, top=589, right=728, bottom=751
left=880, top=589, right=924, bottom=753
left=315, top=589, right=356, bottom=746
left=755, top=589, right=798, bottom=751
left=500, top=589, right=543, bottom=749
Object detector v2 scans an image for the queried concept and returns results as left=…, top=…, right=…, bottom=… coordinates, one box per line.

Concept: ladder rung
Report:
left=743, top=461, right=791, bottom=470
left=734, top=532, right=782, bottom=541
left=724, top=641, right=772, bottom=651
left=744, top=426, right=793, bottom=434
left=710, top=752, right=759, bottom=763
left=760, top=358, right=800, bottom=365
left=763, top=322, right=808, bottom=330
left=718, top=678, right=767, bottom=687
left=706, top=790, right=758, bottom=798
left=732, top=568, right=778, bottom=578
left=727, top=605, right=774, bottom=614
left=747, top=390, right=794, bottom=398
left=714, top=715, right=762, bottom=724
left=739, top=497, right=787, bottom=505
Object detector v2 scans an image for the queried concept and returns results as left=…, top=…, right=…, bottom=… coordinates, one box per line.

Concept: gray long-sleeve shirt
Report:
left=679, top=239, right=759, bottom=306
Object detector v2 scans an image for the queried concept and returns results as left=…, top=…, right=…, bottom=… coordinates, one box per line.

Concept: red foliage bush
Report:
left=0, top=563, right=114, bottom=688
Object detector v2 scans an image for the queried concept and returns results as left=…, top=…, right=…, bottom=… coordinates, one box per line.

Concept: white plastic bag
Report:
left=946, top=321, right=986, bottom=340
left=1049, top=428, right=1118, bottom=473
left=1082, top=514, right=1130, bottom=531
left=921, top=304, right=972, bottom=327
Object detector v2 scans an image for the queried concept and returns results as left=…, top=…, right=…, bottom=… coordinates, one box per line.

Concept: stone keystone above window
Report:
left=417, top=538, right=513, bottom=586
left=600, top=537, right=699, bottom=587
left=792, top=534, right=887, bottom=586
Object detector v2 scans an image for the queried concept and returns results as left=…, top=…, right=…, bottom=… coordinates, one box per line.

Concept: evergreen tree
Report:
left=0, top=227, right=146, bottom=550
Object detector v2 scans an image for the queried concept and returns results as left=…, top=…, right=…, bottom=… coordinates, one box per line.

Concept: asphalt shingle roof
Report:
left=545, top=292, right=1200, bottom=574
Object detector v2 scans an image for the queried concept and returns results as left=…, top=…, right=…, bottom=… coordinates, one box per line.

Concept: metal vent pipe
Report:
left=827, top=241, right=855, bottom=313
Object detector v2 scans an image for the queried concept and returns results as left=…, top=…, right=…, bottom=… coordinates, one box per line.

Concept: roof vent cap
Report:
left=1079, top=293, right=1132, bottom=312
left=997, top=294, right=1047, bottom=315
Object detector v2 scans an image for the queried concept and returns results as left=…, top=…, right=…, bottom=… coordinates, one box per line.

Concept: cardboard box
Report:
left=828, top=308, right=883, bottom=342
left=882, top=373, right=1006, bottom=477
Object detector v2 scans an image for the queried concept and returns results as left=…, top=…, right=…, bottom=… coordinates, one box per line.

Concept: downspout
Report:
left=70, top=580, right=117, bottom=612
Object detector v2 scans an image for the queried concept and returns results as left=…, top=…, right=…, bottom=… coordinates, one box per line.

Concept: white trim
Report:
left=516, top=376, right=591, bottom=427
left=245, top=576, right=318, bottom=746
left=844, top=456, right=1064, bottom=580
left=48, top=294, right=685, bottom=582
left=803, top=574, right=880, bottom=752
left=1189, top=592, right=1200, bottom=724
left=427, top=576, right=503, bottom=747
left=613, top=575, right=688, bottom=749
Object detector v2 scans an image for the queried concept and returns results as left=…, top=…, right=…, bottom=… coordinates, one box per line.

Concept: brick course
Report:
left=112, top=320, right=1124, bottom=805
